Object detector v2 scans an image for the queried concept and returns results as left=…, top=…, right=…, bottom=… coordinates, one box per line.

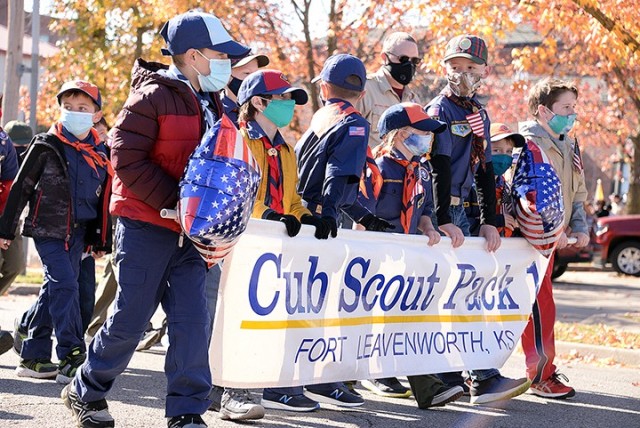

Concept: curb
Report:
left=555, top=340, right=640, bottom=367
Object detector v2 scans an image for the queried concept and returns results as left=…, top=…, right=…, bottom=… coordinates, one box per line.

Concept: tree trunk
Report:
left=626, top=131, right=640, bottom=214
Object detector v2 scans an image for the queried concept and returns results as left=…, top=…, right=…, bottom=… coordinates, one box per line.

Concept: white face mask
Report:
left=60, top=108, right=94, bottom=137
left=192, top=51, right=231, bottom=93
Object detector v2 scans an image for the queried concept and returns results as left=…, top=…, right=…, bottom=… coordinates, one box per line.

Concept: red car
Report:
left=594, top=214, right=640, bottom=276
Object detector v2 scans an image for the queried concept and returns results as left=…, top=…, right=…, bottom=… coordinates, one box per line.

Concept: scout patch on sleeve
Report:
left=419, top=166, right=430, bottom=182
left=450, top=122, right=472, bottom=137
left=349, top=126, right=366, bottom=136
left=426, top=104, right=440, bottom=118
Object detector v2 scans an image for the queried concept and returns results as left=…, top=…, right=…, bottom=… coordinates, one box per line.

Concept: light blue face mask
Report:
left=548, top=113, right=577, bottom=135
left=402, top=133, right=434, bottom=157
left=262, top=99, right=296, bottom=128
left=60, top=108, right=94, bottom=137
left=192, top=51, right=231, bottom=92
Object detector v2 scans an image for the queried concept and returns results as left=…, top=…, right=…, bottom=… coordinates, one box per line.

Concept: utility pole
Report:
left=29, top=0, right=40, bottom=133
left=2, top=0, right=25, bottom=126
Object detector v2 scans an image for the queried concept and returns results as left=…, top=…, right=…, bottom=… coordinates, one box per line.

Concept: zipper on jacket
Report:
left=31, top=189, right=44, bottom=227
left=65, top=198, right=72, bottom=251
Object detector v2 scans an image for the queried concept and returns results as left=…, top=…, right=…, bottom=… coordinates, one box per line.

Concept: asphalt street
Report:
left=0, top=267, right=638, bottom=427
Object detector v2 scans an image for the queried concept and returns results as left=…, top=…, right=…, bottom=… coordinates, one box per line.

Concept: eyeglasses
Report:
left=386, top=52, right=422, bottom=66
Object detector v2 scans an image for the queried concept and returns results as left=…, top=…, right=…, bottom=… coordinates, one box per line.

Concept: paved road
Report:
left=1, top=267, right=639, bottom=427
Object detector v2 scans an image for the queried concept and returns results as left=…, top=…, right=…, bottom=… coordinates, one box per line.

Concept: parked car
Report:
left=552, top=243, right=594, bottom=279
left=594, top=214, right=640, bottom=276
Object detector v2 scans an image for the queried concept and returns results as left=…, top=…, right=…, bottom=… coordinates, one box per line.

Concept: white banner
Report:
left=211, top=219, right=549, bottom=388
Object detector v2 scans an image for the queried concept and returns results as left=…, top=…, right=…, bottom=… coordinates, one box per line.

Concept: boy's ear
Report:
left=380, top=52, right=389, bottom=64
left=482, top=65, right=492, bottom=79
left=92, top=110, right=103, bottom=123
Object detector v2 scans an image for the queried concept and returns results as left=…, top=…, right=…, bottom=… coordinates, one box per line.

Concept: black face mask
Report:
left=384, top=60, right=416, bottom=86
left=227, top=76, right=243, bottom=96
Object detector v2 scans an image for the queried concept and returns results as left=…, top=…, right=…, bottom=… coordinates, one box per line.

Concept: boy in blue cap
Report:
left=222, top=53, right=270, bottom=126
left=295, top=53, right=391, bottom=408
left=59, top=10, right=262, bottom=428
left=425, top=34, right=530, bottom=404
left=358, top=102, right=466, bottom=408
left=0, top=80, right=111, bottom=385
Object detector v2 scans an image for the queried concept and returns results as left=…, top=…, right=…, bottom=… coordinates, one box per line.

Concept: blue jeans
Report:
left=78, top=255, right=96, bottom=334
left=76, top=218, right=211, bottom=417
left=435, top=205, right=499, bottom=383
left=21, top=228, right=86, bottom=361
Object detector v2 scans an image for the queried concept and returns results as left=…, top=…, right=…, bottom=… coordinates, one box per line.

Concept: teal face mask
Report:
left=548, top=113, right=577, bottom=135
left=262, top=99, right=296, bottom=128
left=492, top=154, right=513, bottom=176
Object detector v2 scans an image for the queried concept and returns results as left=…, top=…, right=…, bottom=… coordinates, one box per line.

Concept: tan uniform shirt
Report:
left=520, top=121, right=588, bottom=232
left=357, top=68, right=417, bottom=149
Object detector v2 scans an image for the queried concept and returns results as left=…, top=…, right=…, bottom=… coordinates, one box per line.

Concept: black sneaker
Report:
left=207, top=385, right=224, bottom=412
left=15, top=358, right=58, bottom=379
left=344, top=380, right=361, bottom=397
left=0, top=330, right=14, bottom=355
left=469, top=375, right=531, bottom=404
left=167, top=414, right=207, bottom=427
left=429, top=385, right=465, bottom=407
left=261, top=390, right=319, bottom=412
left=57, top=347, right=86, bottom=384
left=304, top=384, right=365, bottom=407
left=361, top=377, right=412, bottom=398
left=61, top=380, right=115, bottom=427
left=219, top=388, right=265, bottom=420
left=13, top=317, right=26, bottom=355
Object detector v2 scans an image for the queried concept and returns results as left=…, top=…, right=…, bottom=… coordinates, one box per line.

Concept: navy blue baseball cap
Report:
left=237, top=69, right=309, bottom=106
left=378, top=103, right=447, bottom=138
left=160, top=10, right=250, bottom=58
left=311, top=53, right=366, bottom=91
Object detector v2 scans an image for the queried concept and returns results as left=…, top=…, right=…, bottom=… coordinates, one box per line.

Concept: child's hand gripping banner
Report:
left=210, top=220, right=549, bottom=388
left=178, top=115, right=261, bottom=265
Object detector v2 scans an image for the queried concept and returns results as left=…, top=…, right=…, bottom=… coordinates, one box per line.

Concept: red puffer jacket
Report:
left=110, top=59, right=206, bottom=232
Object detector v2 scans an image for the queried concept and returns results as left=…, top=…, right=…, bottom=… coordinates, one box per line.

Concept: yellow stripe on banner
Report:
left=240, top=314, right=530, bottom=330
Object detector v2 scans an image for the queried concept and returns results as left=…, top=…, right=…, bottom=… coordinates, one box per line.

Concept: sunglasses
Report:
left=387, top=52, right=422, bottom=66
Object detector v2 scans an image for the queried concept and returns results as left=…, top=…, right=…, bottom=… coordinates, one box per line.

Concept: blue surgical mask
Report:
left=548, top=112, right=577, bottom=135
left=402, top=133, right=434, bottom=157
left=262, top=99, right=296, bottom=128
left=60, top=108, right=94, bottom=137
left=192, top=51, right=231, bottom=93
left=492, top=154, right=513, bottom=176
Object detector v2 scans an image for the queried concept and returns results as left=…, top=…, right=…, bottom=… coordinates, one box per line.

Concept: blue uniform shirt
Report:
left=61, top=127, right=108, bottom=222
left=221, top=92, right=240, bottom=127
left=295, top=99, right=369, bottom=219
left=0, top=130, right=19, bottom=181
left=426, top=94, right=492, bottom=200
left=358, top=148, right=433, bottom=235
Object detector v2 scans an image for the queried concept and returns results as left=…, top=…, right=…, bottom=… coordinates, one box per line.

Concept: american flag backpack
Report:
left=177, top=114, right=261, bottom=266
left=511, top=140, right=565, bottom=257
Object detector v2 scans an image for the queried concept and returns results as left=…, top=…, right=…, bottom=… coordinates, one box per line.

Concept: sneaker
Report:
left=304, top=384, right=365, bottom=407
left=0, top=330, right=13, bottom=355
left=429, top=385, right=465, bottom=407
left=530, top=372, right=576, bottom=399
left=57, top=347, right=86, bottom=384
left=469, top=375, right=531, bottom=405
left=167, top=414, right=207, bottom=427
left=207, top=385, right=224, bottom=412
left=61, top=380, right=115, bottom=427
left=219, top=388, right=265, bottom=420
left=344, top=380, right=361, bottom=397
left=261, top=390, right=319, bottom=412
left=361, top=377, right=412, bottom=398
left=15, top=358, right=59, bottom=379
left=13, top=317, right=26, bottom=355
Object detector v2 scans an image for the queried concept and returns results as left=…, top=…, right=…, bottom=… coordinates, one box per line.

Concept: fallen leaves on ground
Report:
left=554, top=322, right=640, bottom=349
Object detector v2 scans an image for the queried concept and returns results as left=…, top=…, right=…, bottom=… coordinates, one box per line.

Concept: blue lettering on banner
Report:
left=355, top=330, right=486, bottom=359
left=443, top=264, right=519, bottom=311
left=295, top=336, right=347, bottom=363
left=339, top=258, right=441, bottom=313
left=248, top=253, right=329, bottom=316
left=493, top=329, right=516, bottom=350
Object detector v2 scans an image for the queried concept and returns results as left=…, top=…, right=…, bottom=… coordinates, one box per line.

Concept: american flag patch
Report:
left=349, top=126, right=366, bottom=136
left=426, top=105, right=440, bottom=118
left=572, top=140, right=583, bottom=173
left=466, top=110, right=485, bottom=138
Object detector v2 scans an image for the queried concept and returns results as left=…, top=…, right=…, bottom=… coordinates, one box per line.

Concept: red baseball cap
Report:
left=237, top=69, right=308, bottom=106
left=57, top=80, right=102, bottom=109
